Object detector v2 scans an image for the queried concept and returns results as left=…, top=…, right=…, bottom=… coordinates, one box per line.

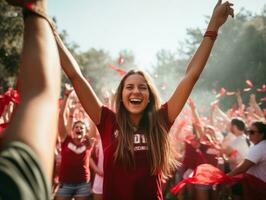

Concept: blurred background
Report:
left=0, top=0, right=265, bottom=112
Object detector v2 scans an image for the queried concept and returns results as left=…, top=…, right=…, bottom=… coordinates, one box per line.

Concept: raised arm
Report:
left=236, top=90, right=245, bottom=116
left=187, top=99, right=204, bottom=136
left=249, top=94, right=264, bottom=118
left=3, top=0, right=61, bottom=180
left=167, top=0, right=234, bottom=122
left=55, top=34, right=103, bottom=124
left=58, top=85, right=75, bottom=141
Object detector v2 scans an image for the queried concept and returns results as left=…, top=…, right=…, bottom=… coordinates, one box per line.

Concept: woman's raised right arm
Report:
left=55, top=34, right=103, bottom=124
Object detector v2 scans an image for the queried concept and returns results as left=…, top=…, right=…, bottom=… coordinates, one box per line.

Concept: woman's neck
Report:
left=129, top=113, right=142, bottom=127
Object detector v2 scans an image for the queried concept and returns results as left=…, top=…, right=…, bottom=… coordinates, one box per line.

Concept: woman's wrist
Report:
left=207, top=18, right=220, bottom=32
left=204, top=31, right=218, bottom=41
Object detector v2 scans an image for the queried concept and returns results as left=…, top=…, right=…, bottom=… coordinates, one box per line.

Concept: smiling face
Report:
left=122, top=74, right=150, bottom=119
left=247, top=124, right=264, bottom=145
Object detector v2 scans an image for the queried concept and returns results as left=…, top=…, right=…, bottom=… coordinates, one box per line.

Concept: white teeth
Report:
left=130, top=98, right=142, bottom=102
left=129, top=98, right=142, bottom=104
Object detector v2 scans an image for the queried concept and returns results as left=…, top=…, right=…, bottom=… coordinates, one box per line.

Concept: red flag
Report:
left=245, top=80, right=253, bottom=88
left=170, top=164, right=242, bottom=194
left=108, top=64, right=127, bottom=76
left=171, top=165, right=266, bottom=200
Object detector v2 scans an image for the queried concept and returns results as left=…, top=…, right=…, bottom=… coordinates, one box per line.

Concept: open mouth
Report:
left=75, top=131, right=83, bottom=138
left=129, top=98, right=142, bottom=105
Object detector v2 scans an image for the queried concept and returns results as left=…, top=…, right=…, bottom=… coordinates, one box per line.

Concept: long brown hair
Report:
left=114, top=69, right=176, bottom=176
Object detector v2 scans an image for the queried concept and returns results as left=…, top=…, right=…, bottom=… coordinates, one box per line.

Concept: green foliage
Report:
left=203, top=9, right=266, bottom=108
left=152, top=7, right=266, bottom=109
left=0, top=0, right=23, bottom=90
left=1, top=1, right=265, bottom=110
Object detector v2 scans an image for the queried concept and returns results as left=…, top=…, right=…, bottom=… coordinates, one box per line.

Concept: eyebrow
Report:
left=125, top=83, right=148, bottom=86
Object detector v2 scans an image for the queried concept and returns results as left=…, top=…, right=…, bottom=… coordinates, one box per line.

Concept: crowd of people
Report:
left=0, top=0, right=265, bottom=200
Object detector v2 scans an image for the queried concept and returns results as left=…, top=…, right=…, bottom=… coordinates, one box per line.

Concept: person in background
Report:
left=55, top=87, right=99, bottom=200
left=227, top=121, right=266, bottom=200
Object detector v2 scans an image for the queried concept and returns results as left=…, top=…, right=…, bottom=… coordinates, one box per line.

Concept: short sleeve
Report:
left=0, top=142, right=50, bottom=200
left=159, top=103, right=173, bottom=131
left=97, top=106, right=116, bottom=136
left=246, top=145, right=260, bottom=164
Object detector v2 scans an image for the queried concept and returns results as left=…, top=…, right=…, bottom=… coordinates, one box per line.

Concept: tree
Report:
left=152, top=7, right=266, bottom=109
left=0, top=0, right=23, bottom=91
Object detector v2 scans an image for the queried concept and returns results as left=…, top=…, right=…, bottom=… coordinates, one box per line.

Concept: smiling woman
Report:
left=55, top=88, right=96, bottom=200
left=55, top=0, right=234, bottom=199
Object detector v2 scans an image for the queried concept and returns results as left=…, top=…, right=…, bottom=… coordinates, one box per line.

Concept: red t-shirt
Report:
left=59, top=136, right=93, bottom=184
left=97, top=104, right=171, bottom=200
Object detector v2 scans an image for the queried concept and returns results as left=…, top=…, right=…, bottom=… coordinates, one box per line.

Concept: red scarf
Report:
left=171, top=164, right=266, bottom=200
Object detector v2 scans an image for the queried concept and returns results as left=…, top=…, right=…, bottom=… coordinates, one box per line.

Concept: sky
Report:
left=47, top=0, right=266, bottom=68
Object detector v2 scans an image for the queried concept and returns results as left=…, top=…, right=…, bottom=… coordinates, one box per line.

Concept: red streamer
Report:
left=171, top=164, right=242, bottom=194
left=171, top=164, right=266, bottom=200
left=108, top=64, right=127, bottom=76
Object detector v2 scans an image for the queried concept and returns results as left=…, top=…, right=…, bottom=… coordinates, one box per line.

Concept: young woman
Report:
left=56, top=1, right=234, bottom=199
left=55, top=89, right=97, bottom=200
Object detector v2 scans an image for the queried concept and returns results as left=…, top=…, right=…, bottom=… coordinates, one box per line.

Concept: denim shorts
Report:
left=55, top=182, right=91, bottom=197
